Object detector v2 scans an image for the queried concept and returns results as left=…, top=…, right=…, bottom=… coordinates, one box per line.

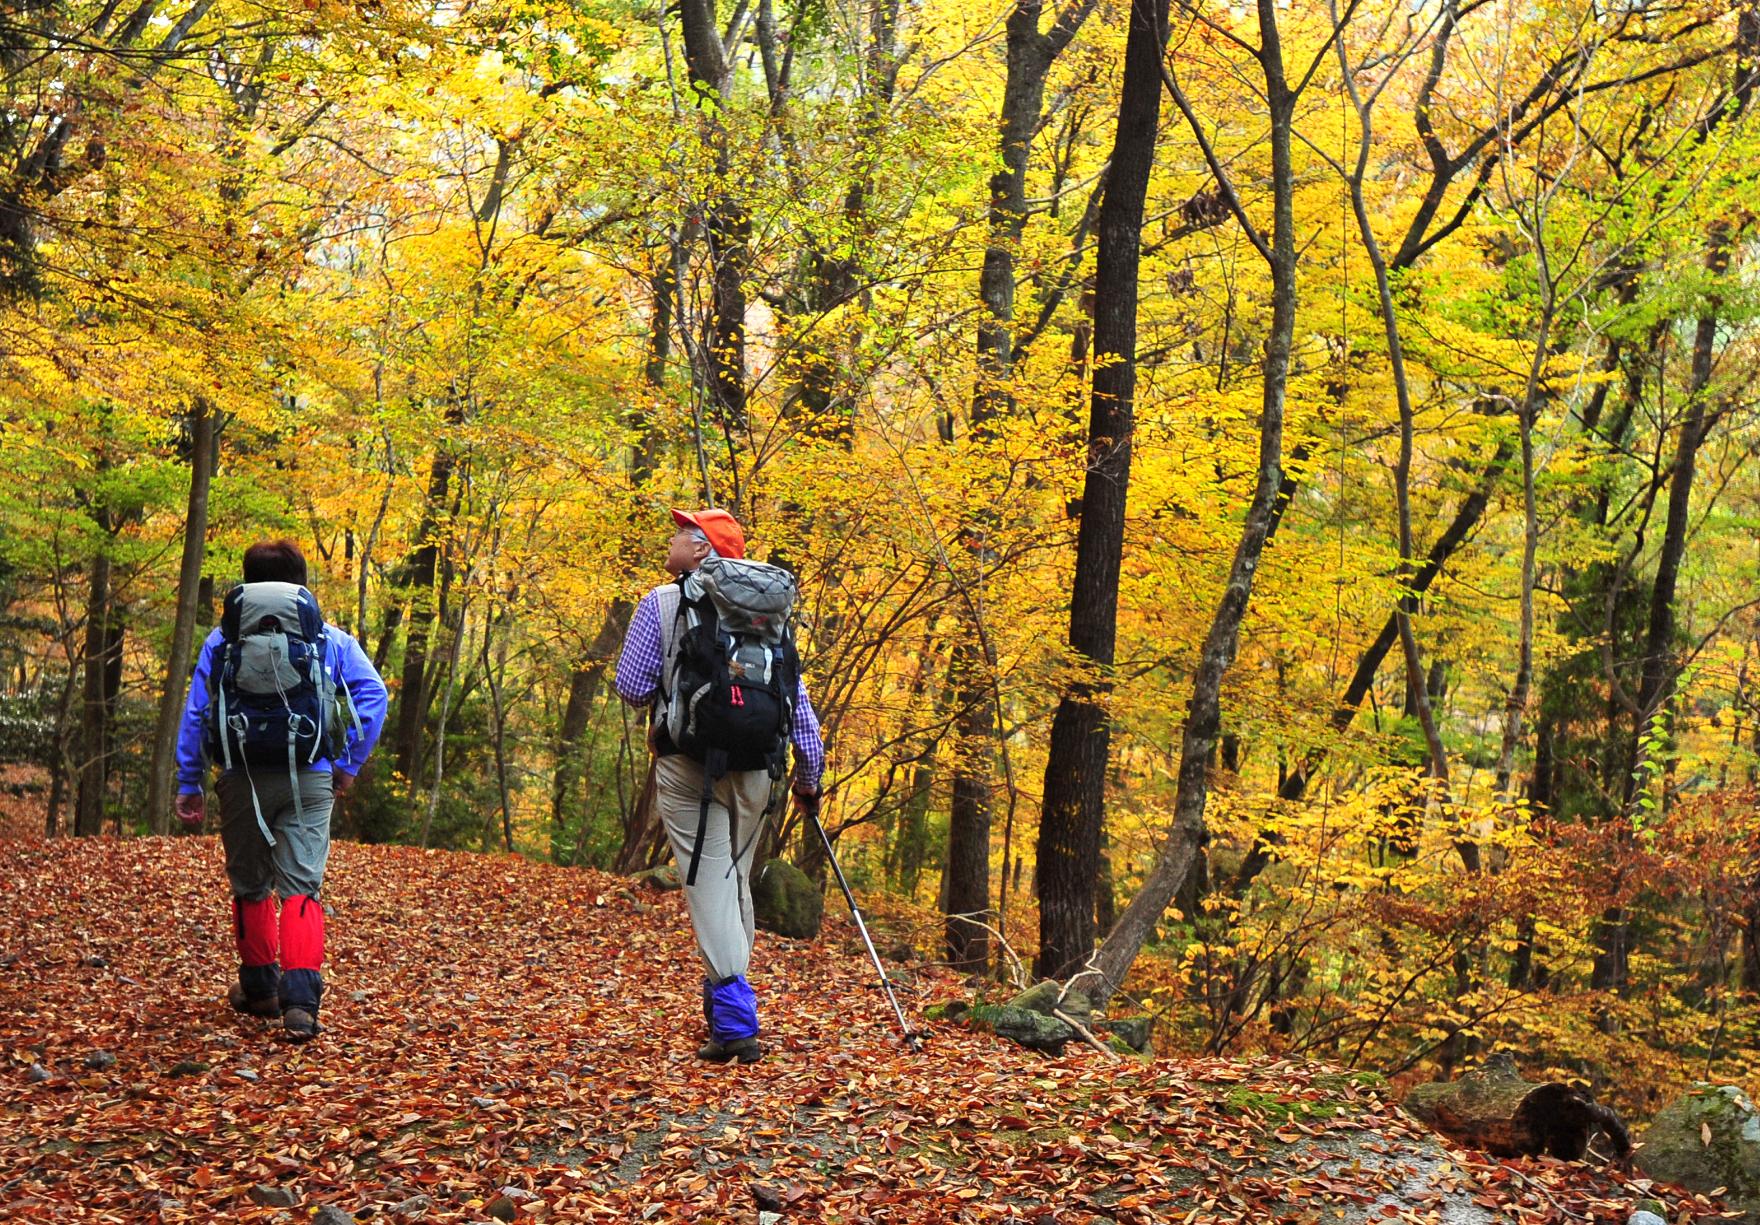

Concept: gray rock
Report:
left=1098, top=1016, right=1152, bottom=1054
left=236, top=1068, right=260, bottom=1083
left=1627, top=1213, right=1666, bottom=1225
left=1008, top=980, right=1094, bottom=1029
left=248, top=1185, right=301, bottom=1208
left=484, top=1195, right=517, bottom=1222
left=1637, top=1083, right=1760, bottom=1223
left=966, top=1003, right=1073, bottom=1054
left=25, top=1063, right=49, bottom=1083
left=751, top=859, right=823, bottom=939
left=630, top=864, right=681, bottom=892
left=390, top=1194, right=434, bottom=1217
left=313, top=1210, right=353, bottom=1225
left=472, top=1096, right=498, bottom=1108
left=84, top=1050, right=115, bottom=1071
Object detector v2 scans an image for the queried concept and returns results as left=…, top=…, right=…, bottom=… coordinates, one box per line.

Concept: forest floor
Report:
left=0, top=831, right=1731, bottom=1223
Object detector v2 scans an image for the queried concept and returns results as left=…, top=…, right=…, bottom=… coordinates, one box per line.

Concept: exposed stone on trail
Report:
left=751, top=858, right=822, bottom=939
left=1007, top=979, right=1094, bottom=1029
left=1637, top=1084, right=1760, bottom=1223
left=248, top=1184, right=301, bottom=1208
left=960, top=1001, right=1074, bottom=1053
left=630, top=863, right=681, bottom=891
left=1098, top=1016, right=1152, bottom=1053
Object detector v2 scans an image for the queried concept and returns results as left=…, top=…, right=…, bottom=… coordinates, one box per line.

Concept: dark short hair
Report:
left=242, top=539, right=308, bottom=586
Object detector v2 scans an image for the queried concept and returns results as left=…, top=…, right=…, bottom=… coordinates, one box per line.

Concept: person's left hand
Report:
left=332, top=770, right=356, bottom=796
left=791, top=783, right=822, bottom=821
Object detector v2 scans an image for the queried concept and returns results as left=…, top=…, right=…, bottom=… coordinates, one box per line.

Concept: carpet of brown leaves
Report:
left=0, top=834, right=1729, bottom=1222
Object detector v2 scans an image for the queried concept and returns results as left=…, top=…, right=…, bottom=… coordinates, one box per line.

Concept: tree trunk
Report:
left=75, top=534, right=115, bottom=837
left=146, top=399, right=217, bottom=835
left=555, top=601, right=631, bottom=839
left=973, top=0, right=1096, bottom=420
left=1743, top=880, right=1760, bottom=999
left=390, top=414, right=460, bottom=781
left=1034, top=0, right=1169, bottom=981
left=678, top=0, right=748, bottom=442
left=1599, top=6, right=1758, bottom=994
left=1087, top=0, right=1292, bottom=1006
left=943, top=0, right=1096, bottom=974
left=943, top=664, right=994, bottom=972
left=1403, top=1053, right=1631, bottom=1161
left=894, top=754, right=937, bottom=898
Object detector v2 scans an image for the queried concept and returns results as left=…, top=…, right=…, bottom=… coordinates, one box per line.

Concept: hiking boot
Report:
left=227, top=983, right=280, bottom=1019
left=282, top=1007, right=322, bottom=1043
left=696, top=1036, right=762, bottom=1064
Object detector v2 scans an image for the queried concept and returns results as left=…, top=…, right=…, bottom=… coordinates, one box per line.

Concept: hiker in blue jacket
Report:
left=173, top=540, right=387, bottom=1041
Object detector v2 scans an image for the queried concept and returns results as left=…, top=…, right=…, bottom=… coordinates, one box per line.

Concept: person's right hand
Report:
left=175, top=792, right=205, bottom=831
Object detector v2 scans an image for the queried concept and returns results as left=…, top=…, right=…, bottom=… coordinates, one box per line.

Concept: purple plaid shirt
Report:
left=616, top=586, right=825, bottom=790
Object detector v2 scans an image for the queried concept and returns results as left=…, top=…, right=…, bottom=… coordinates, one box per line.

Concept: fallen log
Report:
left=1402, top=1053, right=1632, bottom=1161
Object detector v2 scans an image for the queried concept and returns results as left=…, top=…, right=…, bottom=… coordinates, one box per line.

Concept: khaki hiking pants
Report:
left=216, top=767, right=334, bottom=901
left=655, top=754, right=773, bottom=981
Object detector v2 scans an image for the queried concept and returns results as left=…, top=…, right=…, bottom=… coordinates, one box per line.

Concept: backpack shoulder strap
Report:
left=220, top=586, right=244, bottom=643
left=651, top=581, right=684, bottom=653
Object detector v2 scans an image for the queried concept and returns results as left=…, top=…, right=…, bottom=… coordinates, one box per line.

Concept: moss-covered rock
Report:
left=1098, top=1016, right=1152, bottom=1054
left=1008, top=980, right=1094, bottom=1028
left=1637, top=1085, right=1760, bottom=1223
left=964, top=1003, right=1074, bottom=1054
left=751, top=859, right=823, bottom=939
left=630, top=863, right=681, bottom=892
left=923, top=1000, right=969, bottom=1023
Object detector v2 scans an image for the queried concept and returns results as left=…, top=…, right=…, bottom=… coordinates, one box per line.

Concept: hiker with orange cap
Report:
left=614, top=508, right=824, bottom=1063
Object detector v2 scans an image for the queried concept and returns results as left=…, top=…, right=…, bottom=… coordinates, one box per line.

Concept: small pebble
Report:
left=248, top=1184, right=301, bottom=1208
left=26, top=1063, right=50, bottom=1084
left=84, top=1051, right=115, bottom=1071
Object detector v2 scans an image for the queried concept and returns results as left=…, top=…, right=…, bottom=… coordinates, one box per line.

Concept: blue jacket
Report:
left=175, top=624, right=389, bottom=795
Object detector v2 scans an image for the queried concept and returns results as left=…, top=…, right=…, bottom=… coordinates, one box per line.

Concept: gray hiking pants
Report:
left=656, top=755, right=773, bottom=981
left=216, top=767, right=334, bottom=900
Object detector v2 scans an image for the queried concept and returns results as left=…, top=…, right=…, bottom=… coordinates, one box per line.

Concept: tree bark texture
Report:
left=147, top=400, right=217, bottom=834
left=1034, top=0, right=1169, bottom=981
left=1403, top=1053, right=1631, bottom=1161
left=75, top=534, right=117, bottom=837
left=1086, top=0, right=1292, bottom=1005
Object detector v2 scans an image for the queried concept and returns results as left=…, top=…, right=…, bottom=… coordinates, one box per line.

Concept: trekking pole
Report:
left=805, top=798, right=922, bottom=1052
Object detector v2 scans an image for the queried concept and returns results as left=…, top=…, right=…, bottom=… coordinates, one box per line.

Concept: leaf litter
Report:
left=0, top=836, right=1728, bottom=1222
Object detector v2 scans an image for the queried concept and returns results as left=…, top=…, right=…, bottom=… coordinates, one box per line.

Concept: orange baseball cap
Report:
left=671, top=507, right=746, bottom=560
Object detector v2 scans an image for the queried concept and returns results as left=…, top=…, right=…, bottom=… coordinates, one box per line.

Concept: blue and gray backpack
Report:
left=205, top=582, right=358, bottom=844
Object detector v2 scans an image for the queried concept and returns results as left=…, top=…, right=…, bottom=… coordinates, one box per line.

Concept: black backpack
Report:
left=660, top=558, right=799, bottom=882
left=206, top=582, right=343, bottom=844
